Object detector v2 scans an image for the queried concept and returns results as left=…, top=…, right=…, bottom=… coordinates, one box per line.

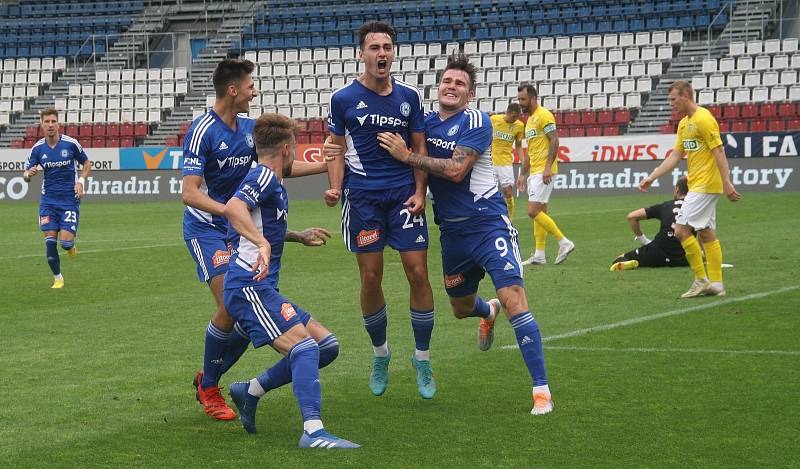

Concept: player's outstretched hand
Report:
left=253, top=243, right=271, bottom=281
left=324, top=189, right=340, bottom=207
left=298, top=227, right=332, bottom=246
left=404, top=192, right=425, bottom=215
left=638, top=177, right=654, bottom=192
left=724, top=182, right=741, bottom=202
left=377, top=132, right=410, bottom=163
left=322, top=137, right=344, bottom=162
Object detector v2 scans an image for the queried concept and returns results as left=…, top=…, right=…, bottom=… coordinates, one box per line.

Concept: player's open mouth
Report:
left=377, top=60, right=387, bottom=70
left=444, top=92, right=457, bottom=99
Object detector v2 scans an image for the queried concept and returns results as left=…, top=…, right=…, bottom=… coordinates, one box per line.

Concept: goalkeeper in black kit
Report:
left=610, top=177, right=691, bottom=271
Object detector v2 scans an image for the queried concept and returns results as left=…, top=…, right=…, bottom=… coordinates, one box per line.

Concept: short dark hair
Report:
left=40, top=107, right=59, bottom=120
left=254, top=113, right=298, bottom=154
left=444, top=53, right=477, bottom=91
left=676, top=176, right=689, bottom=195
left=212, top=58, right=255, bottom=98
left=518, top=83, right=537, bottom=98
left=506, top=103, right=522, bottom=114
left=357, top=21, right=396, bottom=48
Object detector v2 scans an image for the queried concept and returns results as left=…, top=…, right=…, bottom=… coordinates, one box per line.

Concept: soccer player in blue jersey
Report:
left=181, top=58, right=260, bottom=421
left=23, top=108, right=90, bottom=289
left=377, top=54, right=554, bottom=415
left=324, top=21, right=436, bottom=399
left=224, top=113, right=358, bottom=448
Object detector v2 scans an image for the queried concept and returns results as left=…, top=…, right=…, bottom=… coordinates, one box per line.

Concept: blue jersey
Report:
left=225, top=165, right=288, bottom=290
left=328, top=77, right=425, bottom=190
left=25, top=135, right=88, bottom=204
left=182, top=110, right=257, bottom=240
left=425, top=108, right=504, bottom=222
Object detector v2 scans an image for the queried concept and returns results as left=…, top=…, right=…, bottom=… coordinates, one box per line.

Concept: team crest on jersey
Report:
left=39, top=216, right=51, bottom=226
left=400, top=102, right=411, bottom=117
left=212, top=249, right=231, bottom=268
left=245, top=133, right=254, bottom=148
left=61, top=149, right=69, bottom=158
left=280, top=302, right=297, bottom=321
left=356, top=229, right=380, bottom=247
left=447, top=124, right=459, bottom=136
left=444, top=273, right=465, bottom=289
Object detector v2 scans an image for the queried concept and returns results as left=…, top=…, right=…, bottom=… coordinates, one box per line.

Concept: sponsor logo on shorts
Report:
left=356, top=229, right=380, bottom=247
left=39, top=216, right=50, bottom=225
left=504, top=262, right=515, bottom=271
left=444, top=273, right=465, bottom=289
left=281, top=302, right=297, bottom=321
left=415, top=235, right=426, bottom=243
left=212, top=249, right=231, bottom=268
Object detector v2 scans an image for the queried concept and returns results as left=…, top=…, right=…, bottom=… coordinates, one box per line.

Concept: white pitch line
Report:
left=0, top=242, right=185, bottom=260
left=499, top=285, right=800, bottom=349
left=539, top=345, right=800, bottom=356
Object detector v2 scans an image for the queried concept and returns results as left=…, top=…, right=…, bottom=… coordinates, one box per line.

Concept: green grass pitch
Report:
left=2, top=192, right=798, bottom=468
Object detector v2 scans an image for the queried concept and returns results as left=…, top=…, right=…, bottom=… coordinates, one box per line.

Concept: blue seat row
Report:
left=0, top=1, right=143, bottom=18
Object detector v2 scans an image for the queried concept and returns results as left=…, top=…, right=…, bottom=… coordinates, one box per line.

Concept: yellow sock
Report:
left=681, top=236, right=707, bottom=280
left=534, top=220, right=547, bottom=251
left=505, top=196, right=515, bottom=219
left=533, top=212, right=564, bottom=241
left=704, top=239, right=723, bottom=283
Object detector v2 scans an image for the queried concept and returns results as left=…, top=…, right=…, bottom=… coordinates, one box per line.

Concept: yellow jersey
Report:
left=524, top=106, right=558, bottom=174
left=674, top=107, right=723, bottom=194
left=490, top=114, right=525, bottom=166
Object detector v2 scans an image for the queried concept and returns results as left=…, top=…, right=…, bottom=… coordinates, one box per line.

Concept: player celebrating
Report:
left=377, top=53, right=554, bottom=415
left=324, top=21, right=436, bottom=399
left=181, top=58, right=259, bottom=420
left=611, top=177, right=690, bottom=271
left=639, top=81, right=740, bottom=297
left=516, top=85, right=575, bottom=266
left=22, top=108, right=90, bottom=288
left=224, top=113, right=358, bottom=448
left=490, top=102, right=525, bottom=218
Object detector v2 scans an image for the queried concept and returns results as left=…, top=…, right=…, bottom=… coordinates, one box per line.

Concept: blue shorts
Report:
left=39, top=201, right=80, bottom=234
left=185, top=237, right=230, bottom=283
left=224, top=284, right=312, bottom=348
left=439, top=214, right=524, bottom=297
left=341, top=184, right=429, bottom=253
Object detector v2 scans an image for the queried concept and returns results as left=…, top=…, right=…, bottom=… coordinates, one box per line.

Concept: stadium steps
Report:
left=627, top=0, right=779, bottom=134
left=143, top=1, right=261, bottom=146
left=0, top=69, right=95, bottom=147
left=96, top=4, right=175, bottom=69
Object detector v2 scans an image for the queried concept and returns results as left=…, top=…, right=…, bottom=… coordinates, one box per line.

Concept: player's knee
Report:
left=360, top=269, right=382, bottom=289
left=527, top=205, right=541, bottom=218
left=318, top=333, right=339, bottom=369
left=405, top=265, right=429, bottom=288
left=60, top=239, right=74, bottom=251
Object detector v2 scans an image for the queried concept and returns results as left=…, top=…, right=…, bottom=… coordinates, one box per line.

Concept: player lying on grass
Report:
left=611, top=177, right=690, bottom=271
left=223, top=113, right=359, bottom=448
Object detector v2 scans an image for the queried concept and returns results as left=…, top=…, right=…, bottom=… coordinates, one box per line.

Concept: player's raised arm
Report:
left=711, top=145, right=740, bottom=202
left=639, top=149, right=683, bottom=192
left=286, top=160, right=328, bottom=178
left=378, top=132, right=479, bottom=183
left=224, top=197, right=271, bottom=281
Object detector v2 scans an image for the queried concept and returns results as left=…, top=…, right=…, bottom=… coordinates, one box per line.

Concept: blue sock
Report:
left=256, top=334, right=339, bottom=393
left=410, top=309, right=434, bottom=352
left=201, top=321, right=230, bottom=388
left=363, top=304, right=388, bottom=346
left=467, top=297, right=492, bottom=318
left=510, top=312, right=548, bottom=386
left=219, top=322, right=251, bottom=376
left=317, top=333, right=340, bottom=369
left=45, top=236, right=60, bottom=275
left=289, top=338, right=322, bottom=422
left=60, top=239, right=74, bottom=251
